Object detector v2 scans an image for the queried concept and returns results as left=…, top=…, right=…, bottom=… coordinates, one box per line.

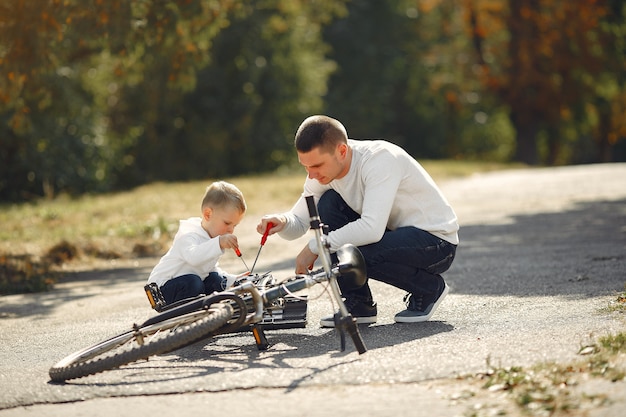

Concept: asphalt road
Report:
left=1, top=163, right=625, bottom=416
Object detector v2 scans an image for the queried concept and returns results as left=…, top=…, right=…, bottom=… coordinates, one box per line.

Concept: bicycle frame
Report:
left=142, top=195, right=368, bottom=353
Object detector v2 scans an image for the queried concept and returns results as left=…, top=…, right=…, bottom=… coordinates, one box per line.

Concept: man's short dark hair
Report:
left=294, top=115, right=348, bottom=153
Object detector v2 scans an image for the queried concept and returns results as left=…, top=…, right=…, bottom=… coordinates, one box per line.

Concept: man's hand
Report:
left=256, top=215, right=285, bottom=236
left=295, top=245, right=318, bottom=274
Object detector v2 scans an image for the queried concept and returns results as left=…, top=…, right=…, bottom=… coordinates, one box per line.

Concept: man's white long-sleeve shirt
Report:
left=279, top=139, right=459, bottom=254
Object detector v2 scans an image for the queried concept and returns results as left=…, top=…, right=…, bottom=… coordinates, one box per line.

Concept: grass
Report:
left=466, top=291, right=626, bottom=416
left=604, top=285, right=626, bottom=314
left=470, top=329, right=626, bottom=416
left=0, top=160, right=519, bottom=294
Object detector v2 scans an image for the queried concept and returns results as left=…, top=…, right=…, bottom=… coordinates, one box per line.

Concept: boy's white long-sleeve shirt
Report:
left=279, top=139, right=459, bottom=254
left=147, top=217, right=226, bottom=287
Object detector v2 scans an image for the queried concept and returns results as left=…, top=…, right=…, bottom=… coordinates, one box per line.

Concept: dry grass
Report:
left=0, top=160, right=520, bottom=292
left=0, top=173, right=305, bottom=260
left=468, top=331, right=626, bottom=416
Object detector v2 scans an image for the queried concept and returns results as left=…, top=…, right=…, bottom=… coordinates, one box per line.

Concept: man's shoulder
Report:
left=351, top=139, right=406, bottom=164
left=350, top=138, right=404, bottom=153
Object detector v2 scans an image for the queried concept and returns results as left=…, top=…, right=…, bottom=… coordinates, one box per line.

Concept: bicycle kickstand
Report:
left=251, top=324, right=270, bottom=351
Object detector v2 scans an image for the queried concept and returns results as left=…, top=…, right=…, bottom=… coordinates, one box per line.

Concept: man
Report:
left=257, top=115, right=459, bottom=327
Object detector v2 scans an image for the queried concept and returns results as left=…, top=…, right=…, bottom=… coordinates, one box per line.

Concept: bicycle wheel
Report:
left=49, top=302, right=233, bottom=382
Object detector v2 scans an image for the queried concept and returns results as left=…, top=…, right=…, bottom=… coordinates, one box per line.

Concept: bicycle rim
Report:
left=49, top=303, right=233, bottom=382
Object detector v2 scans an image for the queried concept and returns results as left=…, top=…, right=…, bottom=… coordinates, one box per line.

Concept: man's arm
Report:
left=323, top=152, right=401, bottom=251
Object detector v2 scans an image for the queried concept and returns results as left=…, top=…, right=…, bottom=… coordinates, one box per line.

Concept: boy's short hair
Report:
left=201, top=181, right=246, bottom=213
left=294, top=115, right=348, bottom=154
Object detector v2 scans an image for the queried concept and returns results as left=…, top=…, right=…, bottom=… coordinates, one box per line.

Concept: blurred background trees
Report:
left=1, top=0, right=624, bottom=202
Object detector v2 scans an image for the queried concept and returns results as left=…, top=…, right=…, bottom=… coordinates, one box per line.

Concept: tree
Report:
left=88, top=0, right=238, bottom=187
left=0, top=0, right=235, bottom=200
left=465, top=0, right=622, bottom=164
left=1, top=0, right=348, bottom=199
left=590, top=0, right=626, bottom=163
left=0, top=1, right=99, bottom=199
left=322, top=0, right=518, bottom=162
left=113, top=0, right=346, bottom=185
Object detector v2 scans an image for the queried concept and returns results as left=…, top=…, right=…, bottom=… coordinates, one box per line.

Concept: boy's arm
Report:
left=177, top=234, right=223, bottom=267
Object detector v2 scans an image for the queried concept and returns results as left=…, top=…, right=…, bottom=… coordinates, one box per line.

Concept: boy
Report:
left=147, top=181, right=247, bottom=305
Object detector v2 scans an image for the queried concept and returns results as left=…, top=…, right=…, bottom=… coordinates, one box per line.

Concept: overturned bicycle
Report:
left=49, top=196, right=368, bottom=382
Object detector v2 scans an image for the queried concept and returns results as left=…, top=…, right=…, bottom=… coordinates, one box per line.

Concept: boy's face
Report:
left=202, top=206, right=244, bottom=238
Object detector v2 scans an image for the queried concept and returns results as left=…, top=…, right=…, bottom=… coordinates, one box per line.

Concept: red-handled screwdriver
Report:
left=234, top=247, right=250, bottom=271
left=250, top=222, right=274, bottom=274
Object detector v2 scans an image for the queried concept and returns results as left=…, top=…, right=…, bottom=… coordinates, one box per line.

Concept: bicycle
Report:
left=49, top=196, right=368, bottom=382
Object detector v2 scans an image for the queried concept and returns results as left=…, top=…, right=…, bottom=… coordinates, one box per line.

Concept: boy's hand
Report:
left=219, top=234, right=239, bottom=251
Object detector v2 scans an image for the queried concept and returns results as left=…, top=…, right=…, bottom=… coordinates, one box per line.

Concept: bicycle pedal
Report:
left=144, top=283, right=167, bottom=312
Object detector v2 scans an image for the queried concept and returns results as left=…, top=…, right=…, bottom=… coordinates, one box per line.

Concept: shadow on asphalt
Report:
left=0, top=266, right=152, bottom=319
left=50, top=320, right=455, bottom=387
left=443, top=198, right=625, bottom=298
left=258, top=199, right=625, bottom=300
left=184, top=319, right=454, bottom=360
left=58, top=266, right=153, bottom=284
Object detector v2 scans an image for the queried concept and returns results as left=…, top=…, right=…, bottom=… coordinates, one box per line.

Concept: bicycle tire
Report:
left=49, top=302, right=233, bottom=382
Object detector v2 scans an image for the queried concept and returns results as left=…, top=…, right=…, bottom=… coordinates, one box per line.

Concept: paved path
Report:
left=1, top=164, right=625, bottom=416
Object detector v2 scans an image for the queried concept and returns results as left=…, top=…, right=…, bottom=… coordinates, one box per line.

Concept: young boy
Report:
left=147, top=181, right=247, bottom=306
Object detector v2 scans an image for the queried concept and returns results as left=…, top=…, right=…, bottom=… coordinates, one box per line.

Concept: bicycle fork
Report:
left=305, top=196, right=367, bottom=354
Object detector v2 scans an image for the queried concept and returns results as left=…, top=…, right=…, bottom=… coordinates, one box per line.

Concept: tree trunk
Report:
left=595, top=98, right=613, bottom=163
left=511, top=112, right=540, bottom=165
left=546, top=126, right=561, bottom=165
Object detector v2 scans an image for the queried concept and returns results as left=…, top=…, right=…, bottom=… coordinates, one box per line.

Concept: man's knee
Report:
left=318, top=190, right=360, bottom=231
left=317, top=189, right=342, bottom=218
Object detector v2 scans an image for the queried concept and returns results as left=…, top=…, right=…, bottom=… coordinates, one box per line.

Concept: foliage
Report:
left=118, top=0, right=343, bottom=185
left=465, top=0, right=626, bottom=164
left=323, top=0, right=516, bottom=161
left=1, top=1, right=99, bottom=199
left=0, top=0, right=236, bottom=199
left=0, top=0, right=625, bottom=202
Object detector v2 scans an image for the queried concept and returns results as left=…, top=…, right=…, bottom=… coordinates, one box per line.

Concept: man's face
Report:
left=297, top=143, right=349, bottom=185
